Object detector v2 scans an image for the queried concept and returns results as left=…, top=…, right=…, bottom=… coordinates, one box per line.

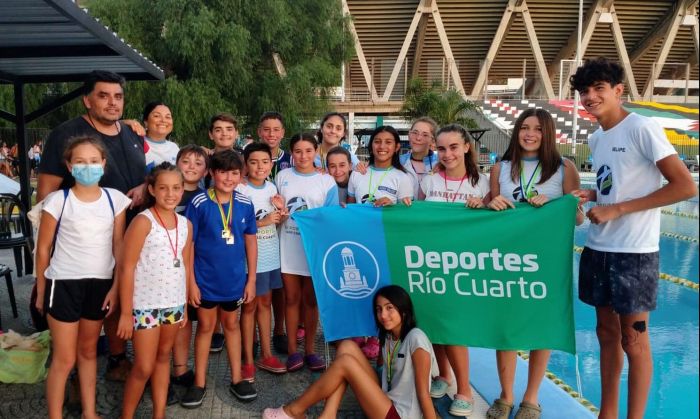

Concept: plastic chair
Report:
left=0, top=264, right=17, bottom=330
left=0, top=193, right=34, bottom=277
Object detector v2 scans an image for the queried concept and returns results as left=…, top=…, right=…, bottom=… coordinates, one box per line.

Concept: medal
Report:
left=152, top=206, right=180, bottom=269
left=210, top=188, right=234, bottom=243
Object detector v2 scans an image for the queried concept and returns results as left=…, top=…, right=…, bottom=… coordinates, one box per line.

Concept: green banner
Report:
left=383, top=196, right=577, bottom=353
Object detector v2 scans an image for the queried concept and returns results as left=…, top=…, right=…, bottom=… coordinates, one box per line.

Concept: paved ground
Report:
left=0, top=249, right=488, bottom=418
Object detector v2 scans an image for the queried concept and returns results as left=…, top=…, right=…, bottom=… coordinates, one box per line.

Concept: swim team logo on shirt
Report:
left=286, top=196, right=308, bottom=214
left=512, top=186, right=539, bottom=202
left=322, top=241, right=380, bottom=299
left=596, top=165, right=613, bottom=195
left=255, top=208, right=269, bottom=220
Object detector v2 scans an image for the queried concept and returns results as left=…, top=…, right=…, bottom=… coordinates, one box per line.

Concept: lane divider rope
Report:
left=660, top=231, right=698, bottom=243
left=661, top=209, right=699, bottom=219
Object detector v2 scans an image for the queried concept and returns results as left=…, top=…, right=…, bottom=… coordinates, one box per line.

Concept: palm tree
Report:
left=401, top=77, right=477, bottom=128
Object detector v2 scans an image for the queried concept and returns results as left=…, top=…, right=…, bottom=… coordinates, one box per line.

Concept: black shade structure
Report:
left=0, top=0, right=164, bottom=212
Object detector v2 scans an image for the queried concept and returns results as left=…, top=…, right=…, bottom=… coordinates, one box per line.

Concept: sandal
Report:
left=486, top=398, right=514, bottom=419
left=514, top=401, right=542, bottom=419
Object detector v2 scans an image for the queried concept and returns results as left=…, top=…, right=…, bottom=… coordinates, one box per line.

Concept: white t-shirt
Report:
left=238, top=181, right=281, bottom=273
left=43, top=188, right=131, bottom=280
left=133, top=210, right=188, bottom=309
left=381, top=328, right=438, bottom=419
left=144, top=137, right=179, bottom=172
left=421, top=171, right=490, bottom=203
left=586, top=112, right=676, bottom=253
left=498, top=158, right=564, bottom=203
left=348, top=166, right=414, bottom=204
left=275, top=168, right=339, bottom=275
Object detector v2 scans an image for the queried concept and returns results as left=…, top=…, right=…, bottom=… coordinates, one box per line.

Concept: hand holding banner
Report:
left=293, top=196, right=577, bottom=354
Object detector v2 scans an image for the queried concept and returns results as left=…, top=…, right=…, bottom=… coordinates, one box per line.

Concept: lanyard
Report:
left=409, top=153, right=434, bottom=176
left=367, top=167, right=392, bottom=202
left=444, top=174, right=468, bottom=203
left=209, top=188, right=233, bottom=235
left=385, top=337, right=401, bottom=391
left=519, top=161, right=541, bottom=200
left=270, top=149, right=283, bottom=181
left=152, top=206, right=180, bottom=267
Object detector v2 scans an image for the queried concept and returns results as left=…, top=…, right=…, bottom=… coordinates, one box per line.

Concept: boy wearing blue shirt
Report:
left=181, top=150, right=258, bottom=406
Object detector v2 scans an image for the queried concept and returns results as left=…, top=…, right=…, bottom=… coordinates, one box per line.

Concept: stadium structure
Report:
left=333, top=0, right=699, bottom=170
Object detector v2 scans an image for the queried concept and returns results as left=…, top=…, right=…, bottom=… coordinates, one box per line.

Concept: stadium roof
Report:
left=343, top=0, right=699, bottom=101
left=0, top=0, right=164, bottom=83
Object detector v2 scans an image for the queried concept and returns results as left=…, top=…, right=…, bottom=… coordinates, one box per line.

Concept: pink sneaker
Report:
left=296, top=326, right=305, bottom=343
left=361, top=337, right=380, bottom=359
left=263, top=406, right=294, bottom=419
left=256, top=356, right=287, bottom=374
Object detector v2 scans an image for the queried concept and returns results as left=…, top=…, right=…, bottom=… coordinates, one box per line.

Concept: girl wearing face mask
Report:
left=34, top=136, right=132, bottom=419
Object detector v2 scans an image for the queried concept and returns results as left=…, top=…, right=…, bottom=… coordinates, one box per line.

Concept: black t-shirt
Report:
left=39, top=116, right=146, bottom=193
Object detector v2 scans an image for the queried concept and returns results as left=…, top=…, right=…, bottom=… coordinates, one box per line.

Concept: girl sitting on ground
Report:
left=263, top=285, right=438, bottom=419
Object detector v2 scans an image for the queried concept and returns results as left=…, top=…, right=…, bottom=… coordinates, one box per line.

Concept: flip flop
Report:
left=486, top=398, right=514, bottom=419
left=514, top=401, right=542, bottom=419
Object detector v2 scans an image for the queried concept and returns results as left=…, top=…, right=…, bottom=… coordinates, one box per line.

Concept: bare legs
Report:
left=495, top=349, right=550, bottom=405
left=46, top=316, right=103, bottom=419
left=596, top=307, right=652, bottom=419
left=283, top=274, right=319, bottom=355
left=122, top=323, right=179, bottom=419
left=284, top=340, right=391, bottom=419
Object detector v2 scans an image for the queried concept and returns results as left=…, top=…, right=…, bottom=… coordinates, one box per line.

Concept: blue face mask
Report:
left=71, top=164, right=104, bottom=186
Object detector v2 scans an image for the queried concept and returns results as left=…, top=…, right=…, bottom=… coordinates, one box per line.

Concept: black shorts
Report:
left=578, top=247, right=659, bottom=315
left=187, top=304, right=198, bottom=322
left=44, top=278, right=113, bottom=322
left=198, top=298, right=242, bottom=312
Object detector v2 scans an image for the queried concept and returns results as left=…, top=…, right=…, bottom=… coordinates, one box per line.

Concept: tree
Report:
left=401, top=77, right=478, bottom=129
left=1, top=0, right=354, bottom=144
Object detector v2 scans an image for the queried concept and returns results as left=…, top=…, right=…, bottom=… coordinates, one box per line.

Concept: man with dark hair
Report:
left=38, top=69, right=147, bottom=382
left=571, top=58, right=696, bottom=419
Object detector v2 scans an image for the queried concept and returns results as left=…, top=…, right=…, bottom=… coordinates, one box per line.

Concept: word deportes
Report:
left=403, top=246, right=547, bottom=299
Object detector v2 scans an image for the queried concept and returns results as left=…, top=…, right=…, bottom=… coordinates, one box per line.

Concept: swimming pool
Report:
left=547, top=200, right=699, bottom=419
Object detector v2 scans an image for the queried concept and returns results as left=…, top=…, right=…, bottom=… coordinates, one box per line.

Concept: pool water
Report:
left=548, top=201, right=699, bottom=419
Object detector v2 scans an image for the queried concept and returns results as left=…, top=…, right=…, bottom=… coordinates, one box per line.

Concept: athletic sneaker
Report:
left=105, top=354, right=131, bottom=382
left=171, top=369, right=195, bottom=387
left=210, top=333, right=225, bottom=353
left=449, top=395, right=474, bottom=417
left=180, top=385, right=206, bottom=408
left=286, top=352, right=304, bottom=372
left=242, top=363, right=256, bottom=382
left=256, top=356, right=287, bottom=374
left=230, top=380, right=257, bottom=402
left=272, top=334, right=288, bottom=354
left=166, top=383, right=179, bottom=406
left=430, top=377, right=450, bottom=398
left=304, top=353, right=326, bottom=372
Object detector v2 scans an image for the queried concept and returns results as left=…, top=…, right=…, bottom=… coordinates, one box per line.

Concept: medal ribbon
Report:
left=152, top=206, right=179, bottom=263
left=444, top=173, right=468, bottom=203
left=367, top=167, right=392, bottom=202
left=519, top=161, right=541, bottom=200
left=385, top=337, right=401, bottom=391
left=209, top=188, right=233, bottom=235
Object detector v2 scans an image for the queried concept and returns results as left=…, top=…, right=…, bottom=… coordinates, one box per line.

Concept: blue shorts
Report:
left=256, top=268, right=282, bottom=296
left=578, top=247, right=659, bottom=315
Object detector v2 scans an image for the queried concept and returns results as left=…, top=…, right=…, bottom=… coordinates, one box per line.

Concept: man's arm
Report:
left=586, top=154, right=697, bottom=224
left=36, top=173, right=64, bottom=202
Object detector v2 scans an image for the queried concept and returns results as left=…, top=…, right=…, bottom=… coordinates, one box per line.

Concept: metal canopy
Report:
left=0, top=0, right=164, bottom=214
left=0, top=0, right=164, bottom=83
